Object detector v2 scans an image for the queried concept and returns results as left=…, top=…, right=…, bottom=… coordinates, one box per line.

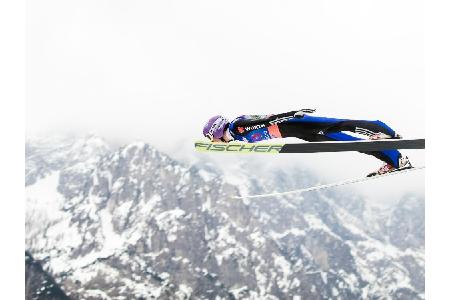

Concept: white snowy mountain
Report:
left=25, top=135, right=424, bottom=300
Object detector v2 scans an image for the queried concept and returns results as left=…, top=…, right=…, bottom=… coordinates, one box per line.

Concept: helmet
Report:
left=203, top=115, right=229, bottom=141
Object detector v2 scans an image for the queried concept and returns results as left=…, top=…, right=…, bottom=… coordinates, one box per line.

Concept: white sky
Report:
left=26, top=0, right=425, bottom=202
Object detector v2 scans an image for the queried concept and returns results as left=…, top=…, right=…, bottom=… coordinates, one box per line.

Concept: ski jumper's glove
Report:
left=294, top=108, right=316, bottom=118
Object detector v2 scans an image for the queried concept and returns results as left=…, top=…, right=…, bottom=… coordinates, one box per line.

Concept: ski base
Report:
left=233, top=166, right=425, bottom=199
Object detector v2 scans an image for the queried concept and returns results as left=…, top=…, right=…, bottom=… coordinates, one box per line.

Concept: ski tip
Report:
left=194, top=141, right=285, bottom=154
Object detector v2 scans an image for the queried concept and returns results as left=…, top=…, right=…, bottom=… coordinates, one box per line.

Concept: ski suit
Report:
left=228, top=111, right=402, bottom=168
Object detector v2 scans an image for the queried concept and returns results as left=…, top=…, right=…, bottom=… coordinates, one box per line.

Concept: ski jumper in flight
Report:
left=202, top=110, right=412, bottom=176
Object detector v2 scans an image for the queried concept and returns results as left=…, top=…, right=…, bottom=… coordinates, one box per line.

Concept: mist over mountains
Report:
left=25, top=135, right=424, bottom=299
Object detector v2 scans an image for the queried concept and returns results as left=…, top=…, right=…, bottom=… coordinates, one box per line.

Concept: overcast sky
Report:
left=26, top=0, right=425, bottom=202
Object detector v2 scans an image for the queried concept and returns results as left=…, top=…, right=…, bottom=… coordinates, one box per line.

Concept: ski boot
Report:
left=367, top=156, right=413, bottom=177
left=369, top=132, right=403, bottom=140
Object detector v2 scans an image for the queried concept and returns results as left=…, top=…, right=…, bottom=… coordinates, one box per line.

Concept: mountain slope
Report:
left=26, top=251, right=70, bottom=300
left=25, top=136, right=424, bottom=299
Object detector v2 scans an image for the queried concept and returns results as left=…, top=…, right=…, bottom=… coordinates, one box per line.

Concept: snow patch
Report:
left=26, top=171, right=63, bottom=221
left=175, top=284, right=192, bottom=299
left=272, top=254, right=292, bottom=291
left=155, top=208, right=186, bottom=242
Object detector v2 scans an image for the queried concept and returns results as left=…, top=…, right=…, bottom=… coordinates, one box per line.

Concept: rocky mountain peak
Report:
left=25, top=136, right=425, bottom=299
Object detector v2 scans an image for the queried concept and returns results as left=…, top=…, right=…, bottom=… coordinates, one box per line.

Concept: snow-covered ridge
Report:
left=25, top=135, right=424, bottom=299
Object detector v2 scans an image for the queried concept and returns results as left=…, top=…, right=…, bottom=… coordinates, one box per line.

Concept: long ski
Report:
left=195, top=139, right=425, bottom=154
left=233, top=166, right=425, bottom=199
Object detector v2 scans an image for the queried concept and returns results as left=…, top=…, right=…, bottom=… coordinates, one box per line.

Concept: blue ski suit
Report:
left=228, top=111, right=402, bottom=168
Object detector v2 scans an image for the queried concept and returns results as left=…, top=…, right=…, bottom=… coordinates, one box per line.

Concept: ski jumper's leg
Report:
left=321, top=132, right=401, bottom=168
left=325, top=119, right=397, bottom=137
left=277, top=115, right=402, bottom=167
left=281, top=115, right=398, bottom=137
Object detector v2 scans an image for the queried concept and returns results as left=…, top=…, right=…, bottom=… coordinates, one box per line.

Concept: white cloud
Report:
left=26, top=0, right=425, bottom=202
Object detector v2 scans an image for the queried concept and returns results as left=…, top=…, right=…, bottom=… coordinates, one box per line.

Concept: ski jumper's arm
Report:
left=231, top=111, right=298, bottom=128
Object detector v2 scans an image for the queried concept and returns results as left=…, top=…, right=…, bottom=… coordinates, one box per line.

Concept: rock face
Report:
left=25, top=135, right=425, bottom=299
left=25, top=251, right=70, bottom=300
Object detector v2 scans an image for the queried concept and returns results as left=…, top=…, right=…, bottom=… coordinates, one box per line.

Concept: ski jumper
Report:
left=228, top=111, right=402, bottom=168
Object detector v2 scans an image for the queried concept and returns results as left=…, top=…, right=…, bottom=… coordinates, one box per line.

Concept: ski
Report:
left=233, top=166, right=425, bottom=199
left=195, top=138, right=425, bottom=154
